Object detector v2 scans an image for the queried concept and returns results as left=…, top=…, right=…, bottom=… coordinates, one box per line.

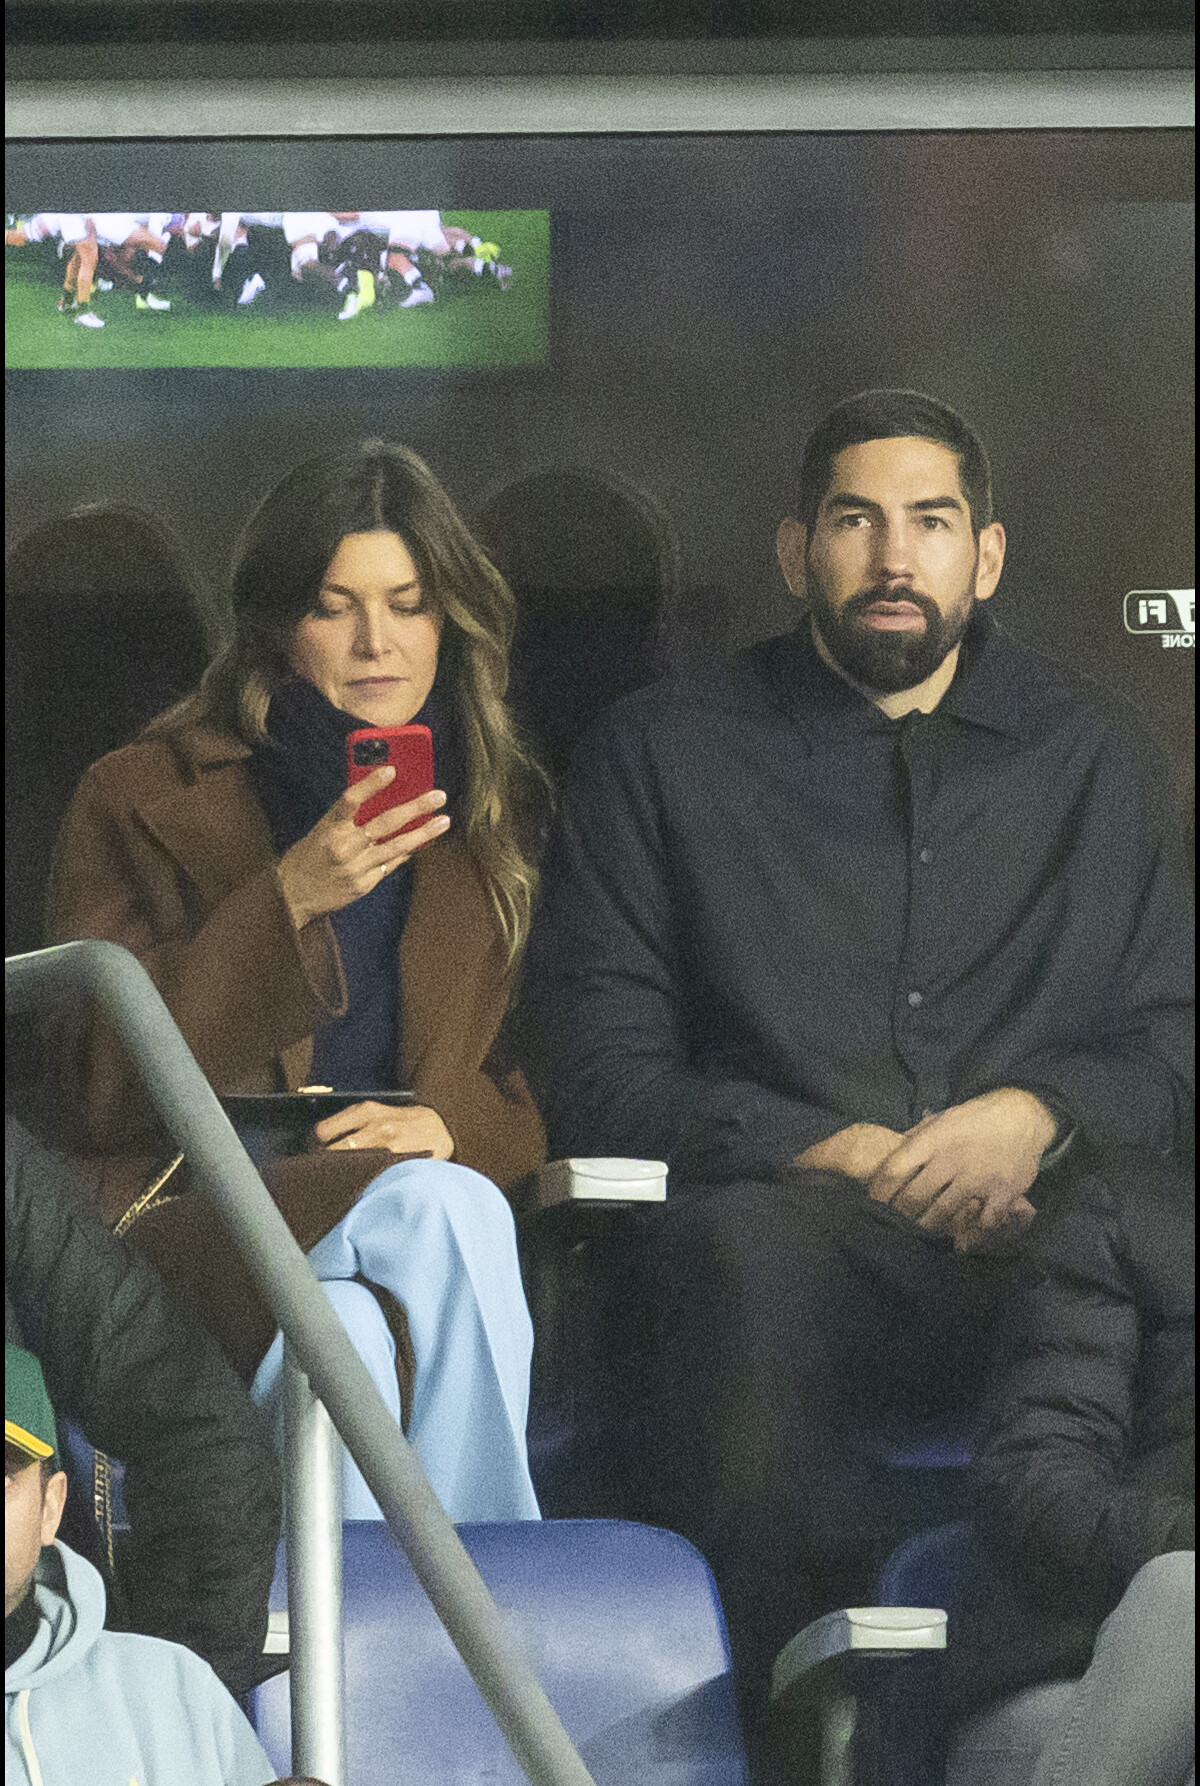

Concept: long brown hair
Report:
left=158, top=441, right=547, bottom=960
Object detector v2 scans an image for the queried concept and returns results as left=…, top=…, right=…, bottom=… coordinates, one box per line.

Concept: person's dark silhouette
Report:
left=6, top=503, right=210, bottom=958
left=477, top=472, right=669, bottom=789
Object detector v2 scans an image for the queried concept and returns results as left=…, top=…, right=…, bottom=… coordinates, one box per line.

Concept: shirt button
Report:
left=919, top=847, right=934, bottom=865
left=907, top=990, right=924, bottom=1009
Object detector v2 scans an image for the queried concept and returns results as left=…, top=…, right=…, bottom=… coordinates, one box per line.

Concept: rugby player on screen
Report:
left=90, top=214, right=174, bottom=313
left=358, top=209, right=512, bottom=303
left=211, top=211, right=285, bottom=307
left=5, top=215, right=110, bottom=328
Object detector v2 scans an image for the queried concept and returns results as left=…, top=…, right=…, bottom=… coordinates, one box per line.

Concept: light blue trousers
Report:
left=251, top=1158, right=541, bottom=1523
left=947, top=1551, right=1195, bottom=1786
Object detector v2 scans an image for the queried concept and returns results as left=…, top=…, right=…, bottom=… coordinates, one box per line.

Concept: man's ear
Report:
left=777, top=517, right=808, bottom=600
left=973, top=521, right=1006, bottom=604
left=40, top=1470, right=68, bottom=1549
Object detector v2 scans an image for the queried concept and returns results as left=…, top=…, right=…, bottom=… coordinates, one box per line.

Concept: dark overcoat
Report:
left=947, top=1160, right=1194, bottom=1722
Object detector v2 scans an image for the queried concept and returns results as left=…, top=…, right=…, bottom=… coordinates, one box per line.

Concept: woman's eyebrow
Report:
left=319, top=579, right=422, bottom=596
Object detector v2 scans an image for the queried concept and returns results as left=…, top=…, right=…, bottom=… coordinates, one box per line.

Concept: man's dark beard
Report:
left=807, top=574, right=976, bottom=695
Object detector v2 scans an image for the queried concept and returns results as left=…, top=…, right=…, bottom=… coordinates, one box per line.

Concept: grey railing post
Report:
left=283, top=1345, right=346, bottom=1786
left=6, top=943, right=596, bottom=1786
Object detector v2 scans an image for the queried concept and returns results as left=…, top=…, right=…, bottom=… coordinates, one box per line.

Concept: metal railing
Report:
left=5, top=941, right=595, bottom=1786
left=283, top=1349, right=347, bottom=1784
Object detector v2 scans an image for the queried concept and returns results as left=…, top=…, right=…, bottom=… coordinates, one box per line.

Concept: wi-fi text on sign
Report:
left=1123, top=591, right=1195, bottom=650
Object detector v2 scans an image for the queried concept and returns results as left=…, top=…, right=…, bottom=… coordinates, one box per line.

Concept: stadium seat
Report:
left=476, top=469, right=669, bottom=790
left=874, top=1522, right=974, bottom=1786
left=251, top=1518, right=748, bottom=1784
left=769, top=1522, right=971, bottom=1786
left=5, top=507, right=209, bottom=1132
left=5, top=504, right=209, bottom=958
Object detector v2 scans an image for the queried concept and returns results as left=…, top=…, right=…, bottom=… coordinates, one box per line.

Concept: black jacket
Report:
left=948, top=1159, right=1194, bottom=1718
left=4, top=1116, right=282, bottom=1695
left=520, top=614, right=1194, bottom=1184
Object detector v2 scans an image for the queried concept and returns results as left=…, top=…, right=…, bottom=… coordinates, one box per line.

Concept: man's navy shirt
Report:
left=521, top=610, right=1194, bottom=1185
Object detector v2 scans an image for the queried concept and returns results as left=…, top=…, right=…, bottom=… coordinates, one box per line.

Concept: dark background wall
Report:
left=5, top=128, right=1195, bottom=806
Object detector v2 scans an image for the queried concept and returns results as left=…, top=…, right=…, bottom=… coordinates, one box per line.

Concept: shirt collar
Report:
left=938, top=609, right=1044, bottom=739
left=758, top=607, right=1042, bottom=744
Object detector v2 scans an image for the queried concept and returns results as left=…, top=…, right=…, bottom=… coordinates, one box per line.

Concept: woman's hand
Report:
left=315, top=1100, right=454, bottom=1159
left=276, top=765, right=449, bottom=929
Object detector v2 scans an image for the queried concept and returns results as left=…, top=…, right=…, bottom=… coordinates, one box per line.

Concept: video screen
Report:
left=4, top=209, right=549, bottom=367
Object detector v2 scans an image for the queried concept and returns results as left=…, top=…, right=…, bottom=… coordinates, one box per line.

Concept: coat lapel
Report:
left=137, top=731, right=317, bottom=1086
left=400, top=838, right=505, bottom=1088
left=137, top=729, right=278, bottom=909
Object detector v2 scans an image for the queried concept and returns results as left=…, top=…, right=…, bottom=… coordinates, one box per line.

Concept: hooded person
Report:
left=5, top=1116, right=280, bottom=1697
left=4, top=1344, right=277, bottom=1786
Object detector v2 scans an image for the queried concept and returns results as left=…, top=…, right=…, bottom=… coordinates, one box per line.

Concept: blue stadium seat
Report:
left=877, top=1521, right=972, bottom=1617
left=252, top=1518, right=748, bottom=1784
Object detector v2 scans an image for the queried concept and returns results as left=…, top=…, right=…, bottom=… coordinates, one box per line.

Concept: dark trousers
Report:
left=220, top=226, right=294, bottom=306
left=630, top=1170, right=1019, bottom=1706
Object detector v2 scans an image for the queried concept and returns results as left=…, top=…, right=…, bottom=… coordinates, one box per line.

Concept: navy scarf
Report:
left=247, top=675, right=459, bottom=1091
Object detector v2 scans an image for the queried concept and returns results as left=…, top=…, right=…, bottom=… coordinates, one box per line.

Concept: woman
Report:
left=944, top=1158, right=1194, bottom=1786
left=46, top=442, right=548, bottom=1522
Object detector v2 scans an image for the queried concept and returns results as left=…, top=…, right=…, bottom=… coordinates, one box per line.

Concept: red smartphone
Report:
left=346, top=725, right=435, bottom=839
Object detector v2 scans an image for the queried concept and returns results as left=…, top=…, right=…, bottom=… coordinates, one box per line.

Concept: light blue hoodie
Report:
left=5, top=1540, right=277, bottom=1786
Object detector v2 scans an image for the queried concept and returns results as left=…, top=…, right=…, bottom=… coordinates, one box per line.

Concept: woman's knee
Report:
left=367, top=1158, right=517, bottom=1242
left=321, top=1274, right=392, bottom=1338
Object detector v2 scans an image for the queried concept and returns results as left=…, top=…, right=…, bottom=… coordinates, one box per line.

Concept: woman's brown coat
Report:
left=45, top=717, right=546, bottom=1379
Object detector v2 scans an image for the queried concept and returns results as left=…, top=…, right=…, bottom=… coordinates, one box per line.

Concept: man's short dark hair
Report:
left=4, top=1440, right=55, bottom=1484
left=798, top=389, right=994, bottom=535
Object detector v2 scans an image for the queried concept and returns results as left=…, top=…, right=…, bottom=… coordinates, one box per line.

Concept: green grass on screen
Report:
left=4, top=212, right=549, bottom=370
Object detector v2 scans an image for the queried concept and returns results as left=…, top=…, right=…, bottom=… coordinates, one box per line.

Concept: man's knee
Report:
left=660, top=1171, right=885, bottom=1314
left=1122, top=1549, right=1196, bottom=1624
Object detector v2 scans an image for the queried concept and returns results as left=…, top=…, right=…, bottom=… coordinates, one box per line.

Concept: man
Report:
left=211, top=211, right=287, bottom=304
left=519, top=389, right=1194, bottom=1704
left=6, top=1117, right=281, bottom=1697
left=4, top=214, right=107, bottom=328
left=279, top=212, right=372, bottom=311
left=5, top=1344, right=277, bottom=1786
left=356, top=209, right=454, bottom=306
left=90, top=214, right=174, bottom=312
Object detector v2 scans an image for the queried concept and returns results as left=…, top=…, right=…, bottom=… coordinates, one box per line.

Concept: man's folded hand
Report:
left=796, top=1122, right=906, bottom=1181
left=865, top=1088, right=1057, bottom=1251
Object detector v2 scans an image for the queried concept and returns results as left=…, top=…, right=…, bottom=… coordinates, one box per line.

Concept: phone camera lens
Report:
left=353, top=739, right=389, bottom=766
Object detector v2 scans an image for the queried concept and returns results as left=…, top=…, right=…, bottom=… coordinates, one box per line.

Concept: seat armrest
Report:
left=534, top=1157, right=668, bottom=1209
left=767, top=1607, right=950, bottom=1714
left=770, top=1608, right=948, bottom=1784
left=771, top=1605, right=947, bottom=1706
